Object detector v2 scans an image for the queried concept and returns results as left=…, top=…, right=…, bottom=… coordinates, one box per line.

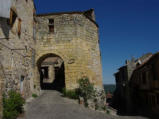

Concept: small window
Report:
left=20, top=75, right=24, bottom=93
left=157, top=94, right=159, bottom=105
left=152, top=64, right=157, bottom=80
left=153, top=96, right=156, bottom=106
left=49, top=19, right=54, bottom=25
left=18, top=18, right=21, bottom=37
left=142, top=72, right=146, bottom=84
left=41, top=67, right=49, bottom=79
left=49, top=19, right=54, bottom=33
left=49, top=25, right=54, bottom=33
left=21, top=75, right=25, bottom=81
left=33, top=8, right=36, bottom=16
left=10, top=9, right=17, bottom=27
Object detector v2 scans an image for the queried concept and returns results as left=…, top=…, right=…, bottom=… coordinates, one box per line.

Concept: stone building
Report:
left=130, top=52, right=159, bottom=116
left=0, top=0, right=104, bottom=117
left=0, top=0, right=35, bottom=118
left=113, top=53, right=152, bottom=114
left=34, top=9, right=103, bottom=92
left=114, top=65, right=129, bottom=114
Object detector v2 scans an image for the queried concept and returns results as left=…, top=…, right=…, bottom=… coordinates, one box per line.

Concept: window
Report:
left=49, top=19, right=54, bottom=33
left=41, top=67, right=49, bottom=79
left=152, top=64, right=157, bottom=80
left=18, top=18, right=21, bottom=37
left=49, top=19, right=54, bottom=24
left=20, top=75, right=24, bottom=93
left=21, top=75, right=25, bottom=81
left=33, top=8, right=36, bottom=16
left=152, top=96, right=156, bottom=106
left=49, top=26, right=54, bottom=33
left=142, top=72, right=146, bottom=84
left=157, top=94, right=159, bottom=105
left=10, top=9, right=17, bottom=27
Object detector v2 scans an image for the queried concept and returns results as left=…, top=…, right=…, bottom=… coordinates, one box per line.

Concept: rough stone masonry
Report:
left=34, top=9, right=104, bottom=91
left=0, top=0, right=105, bottom=117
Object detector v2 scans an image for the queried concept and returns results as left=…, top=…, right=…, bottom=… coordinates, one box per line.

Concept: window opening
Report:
left=41, top=66, right=49, bottom=79
left=49, top=19, right=54, bottom=33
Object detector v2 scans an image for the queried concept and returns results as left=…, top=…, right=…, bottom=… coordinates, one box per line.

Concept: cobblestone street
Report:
left=18, top=90, right=150, bottom=119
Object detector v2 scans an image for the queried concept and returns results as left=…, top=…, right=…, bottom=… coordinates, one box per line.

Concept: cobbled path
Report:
left=18, top=90, right=150, bottom=119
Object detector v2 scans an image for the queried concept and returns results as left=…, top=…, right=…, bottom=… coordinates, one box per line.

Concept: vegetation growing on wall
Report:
left=62, top=88, right=79, bottom=99
left=3, top=90, right=25, bottom=119
left=32, top=93, right=38, bottom=98
left=78, top=77, right=95, bottom=103
left=62, top=77, right=95, bottom=103
left=62, top=77, right=106, bottom=111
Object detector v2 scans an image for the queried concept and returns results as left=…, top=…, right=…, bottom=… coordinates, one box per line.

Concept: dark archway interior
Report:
left=37, top=54, right=65, bottom=91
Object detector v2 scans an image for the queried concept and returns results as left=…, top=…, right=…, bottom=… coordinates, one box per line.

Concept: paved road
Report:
left=19, top=90, right=150, bottom=119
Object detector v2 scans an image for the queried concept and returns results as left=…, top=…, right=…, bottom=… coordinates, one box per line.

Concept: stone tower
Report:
left=34, top=9, right=103, bottom=91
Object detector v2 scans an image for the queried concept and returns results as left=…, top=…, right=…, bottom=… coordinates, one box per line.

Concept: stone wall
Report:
left=34, top=10, right=103, bottom=91
left=0, top=63, right=4, bottom=118
left=0, top=0, right=35, bottom=99
left=0, top=1, right=104, bottom=116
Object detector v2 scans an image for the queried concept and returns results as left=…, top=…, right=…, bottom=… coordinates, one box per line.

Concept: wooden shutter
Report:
left=18, top=18, right=21, bottom=36
left=10, top=9, right=13, bottom=25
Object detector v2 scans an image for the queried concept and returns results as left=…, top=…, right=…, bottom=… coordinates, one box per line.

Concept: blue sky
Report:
left=34, top=0, right=159, bottom=84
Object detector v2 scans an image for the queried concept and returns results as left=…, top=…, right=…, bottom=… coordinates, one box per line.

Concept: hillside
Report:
left=104, top=84, right=116, bottom=94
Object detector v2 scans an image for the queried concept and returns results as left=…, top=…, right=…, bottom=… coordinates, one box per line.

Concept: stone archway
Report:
left=36, top=53, right=65, bottom=91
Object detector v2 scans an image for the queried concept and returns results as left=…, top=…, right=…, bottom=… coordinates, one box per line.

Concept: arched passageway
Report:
left=37, top=54, right=65, bottom=91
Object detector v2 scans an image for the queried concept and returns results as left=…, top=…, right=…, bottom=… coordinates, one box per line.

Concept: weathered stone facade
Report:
left=130, top=52, right=159, bottom=116
left=113, top=53, right=152, bottom=114
left=34, top=10, right=103, bottom=92
left=0, top=0, right=35, bottom=117
left=0, top=0, right=104, bottom=116
left=0, top=2, right=106, bottom=119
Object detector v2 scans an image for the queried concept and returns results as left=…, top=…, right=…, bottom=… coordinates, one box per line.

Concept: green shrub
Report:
left=78, top=77, right=95, bottom=101
left=3, top=90, right=25, bottom=119
left=95, top=103, right=99, bottom=110
left=62, top=88, right=78, bottom=99
left=62, top=77, right=95, bottom=106
left=78, top=77, right=95, bottom=107
left=102, top=106, right=106, bottom=111
left=106, top=110, right=110, bottom=114
left=32, top=94, right=38, bottom=98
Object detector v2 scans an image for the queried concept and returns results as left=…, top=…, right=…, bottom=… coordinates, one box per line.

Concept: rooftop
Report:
left=36, top=9, right=99, bottom=27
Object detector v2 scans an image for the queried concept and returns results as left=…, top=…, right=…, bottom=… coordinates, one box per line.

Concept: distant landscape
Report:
left=104, top=84, right=116, bottom=94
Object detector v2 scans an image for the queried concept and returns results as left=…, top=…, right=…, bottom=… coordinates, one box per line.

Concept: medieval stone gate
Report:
left=0, top=0, right=104, bottom=116
left=33, top=9, right=103, bottom=92
left=36, top=53, right=65, bottom=91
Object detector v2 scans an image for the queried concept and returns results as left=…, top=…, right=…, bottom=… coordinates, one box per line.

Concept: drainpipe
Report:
left=11, top=50, right=14, bottom=81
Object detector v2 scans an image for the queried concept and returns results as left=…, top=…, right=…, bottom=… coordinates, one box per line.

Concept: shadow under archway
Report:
left=37, top=53, right=65, bottom=91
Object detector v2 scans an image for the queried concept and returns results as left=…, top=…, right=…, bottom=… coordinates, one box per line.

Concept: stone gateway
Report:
left=0, top=0, right=104, bottom=116
left=34, top=9, right=103, bottom=91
